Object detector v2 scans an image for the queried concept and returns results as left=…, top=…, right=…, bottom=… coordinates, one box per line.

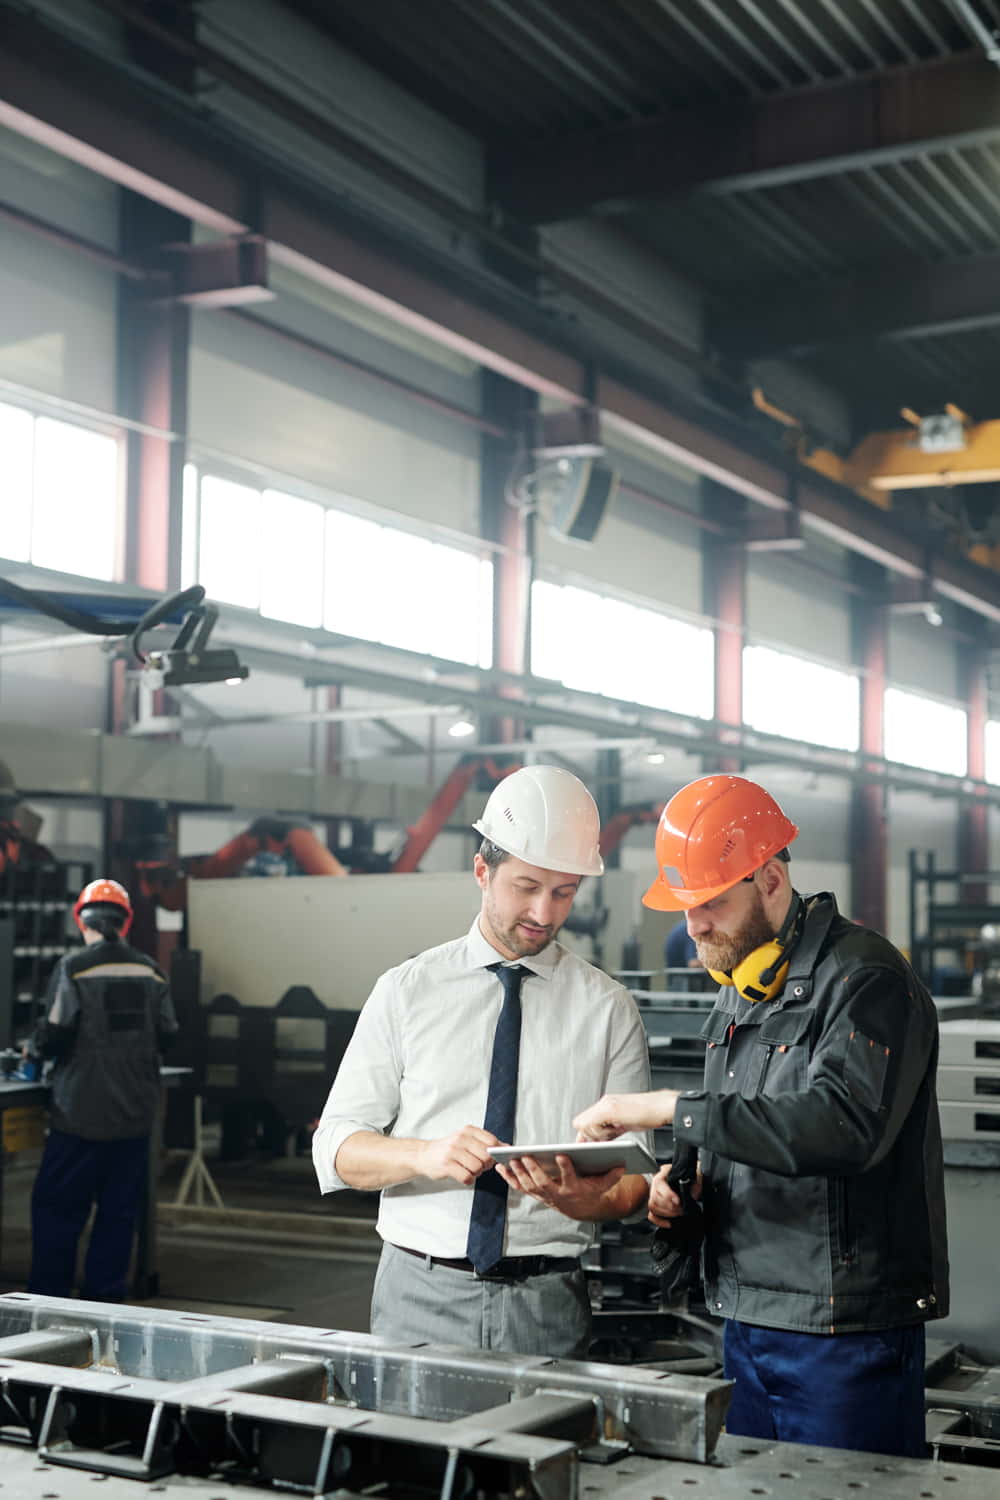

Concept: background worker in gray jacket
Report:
left=575, top=774, right=948, bottom=1459
left=28, top=879, right=178, bottom=1301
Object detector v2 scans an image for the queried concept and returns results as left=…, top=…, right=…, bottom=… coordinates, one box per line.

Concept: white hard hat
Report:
left=473, top=765, right=605, bottom=878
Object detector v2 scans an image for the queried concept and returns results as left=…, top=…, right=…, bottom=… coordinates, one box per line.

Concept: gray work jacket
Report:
left=35, top=940, right=178, bottom=1141
left=673, top=892, right=949, bottom=1333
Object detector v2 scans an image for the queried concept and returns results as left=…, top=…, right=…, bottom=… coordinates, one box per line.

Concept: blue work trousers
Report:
left=723, top=1319, right=927, bottom=1458
left=29, top=1129, right=148, bottom=1302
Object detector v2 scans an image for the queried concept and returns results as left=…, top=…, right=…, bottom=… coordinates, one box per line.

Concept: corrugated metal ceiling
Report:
left=281, top=0, right=1000, bottom=421
left=290, top=0, right=1000, bottom=135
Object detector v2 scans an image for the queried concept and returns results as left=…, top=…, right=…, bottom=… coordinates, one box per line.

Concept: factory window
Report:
left=985, top=720, right=1000, bottom=785
left=884, top=686, right=967, bottom=776
left=184, top=466, right=493, bottom=666
left=0, top=403, right=33, bottom=563
left=530, top=579, right=714, bottom=716
left=0, top=403, right=119, bottom=581
left=198, top=474, right=262, bottom=610
left=743, top=645, right=860, bottom=753
left=260, top=490, right=324, bottom=629
left=324, top=509, right=493, bottom=666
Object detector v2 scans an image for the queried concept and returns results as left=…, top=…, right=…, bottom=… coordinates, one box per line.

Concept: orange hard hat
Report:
left=643, top=775, right=799, bottom=912
left=74, top=877, right=133, bottom=936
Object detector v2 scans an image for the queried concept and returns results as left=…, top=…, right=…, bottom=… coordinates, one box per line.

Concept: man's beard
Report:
left=695, top=887, right=776, bottom=974
left=483, top=890, right=558, bottom=957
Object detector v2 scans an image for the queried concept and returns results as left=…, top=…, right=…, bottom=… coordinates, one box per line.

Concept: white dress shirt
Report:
left=313, top=918, right=652, bottom=1259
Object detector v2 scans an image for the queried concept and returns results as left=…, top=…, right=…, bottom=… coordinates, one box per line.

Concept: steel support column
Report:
left=702, top=480, right=746, bottom=774
left=849, top=558, right=888, bottom=934
left=112, top=9, right=193, bottom=953
left=118, top=191, right=190, bottom=594
left=958, top=630, right=990, bottom=907
left=480, top=372, right=535, bottom=747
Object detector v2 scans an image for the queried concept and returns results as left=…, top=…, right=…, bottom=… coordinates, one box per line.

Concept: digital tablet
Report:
left=489, top=1134, right=657, bottom=1176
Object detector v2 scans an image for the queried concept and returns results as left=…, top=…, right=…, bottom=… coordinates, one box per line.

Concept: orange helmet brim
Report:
left=642, top=872, right=748, bottom=912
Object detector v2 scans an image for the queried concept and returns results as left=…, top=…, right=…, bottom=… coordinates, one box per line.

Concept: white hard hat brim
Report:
left=472, top=818, right=604, bottom=878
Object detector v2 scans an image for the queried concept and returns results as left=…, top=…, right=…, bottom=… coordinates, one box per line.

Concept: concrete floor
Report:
left=0, top=1144, right=382, bottom=1331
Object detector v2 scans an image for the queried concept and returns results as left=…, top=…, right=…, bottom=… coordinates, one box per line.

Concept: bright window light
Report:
left=477, top=558, right=494, bottom=670
left=31, top=418, right=119, bottom=580
left=324, top=510, right=389, bottom=644
left=986, top=720, right=1000, bottom=785
left=419, top=541, right=490, bottom=666
left=325, top=509, right=491, bottom=665
left=531, top=579, right=713, bottom=717
left=743, top=645, right=860, bottom=752
left=884, top=686, right=967, bottom=776
left=260, top=489, right=324, bottom=628
left=181, top=463, right=199, bottom=590
left=0, top=403, right=33, bottom=563
left=199, top=474, right=261, bottom=609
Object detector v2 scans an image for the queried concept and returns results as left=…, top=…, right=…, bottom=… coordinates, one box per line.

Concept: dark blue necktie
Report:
left=466, top=962, right=528, bottom=1275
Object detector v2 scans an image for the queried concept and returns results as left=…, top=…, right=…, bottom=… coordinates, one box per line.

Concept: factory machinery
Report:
left=0, top=1296, right=996, bottom=1499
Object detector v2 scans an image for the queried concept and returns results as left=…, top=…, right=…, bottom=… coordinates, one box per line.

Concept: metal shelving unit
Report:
left=0, top=859, right=91, bottom=1048
left=908, top=850, right=1000, bottom=994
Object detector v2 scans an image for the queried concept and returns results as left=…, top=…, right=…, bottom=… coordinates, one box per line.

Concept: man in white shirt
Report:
left=312, top=765, right=651, bottom=1357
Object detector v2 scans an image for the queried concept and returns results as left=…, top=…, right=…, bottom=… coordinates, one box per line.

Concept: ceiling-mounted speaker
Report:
left=546, top=457, right=618, bottom=545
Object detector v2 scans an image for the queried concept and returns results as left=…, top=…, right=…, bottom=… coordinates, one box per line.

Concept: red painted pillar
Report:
left=480, top=371, right=534, bottom=748
left=849, top=558, right=888, bottom=934
left=701, top=480, right=746, bottom=773
left=111, top=192, right=192, bottom=961
left=958, top=632, right=990, bottom=907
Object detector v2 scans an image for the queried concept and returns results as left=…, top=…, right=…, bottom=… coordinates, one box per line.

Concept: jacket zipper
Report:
left=834, top=1178, right=853, bottom=1264
left=755, top=1043, right=775, bottom=1094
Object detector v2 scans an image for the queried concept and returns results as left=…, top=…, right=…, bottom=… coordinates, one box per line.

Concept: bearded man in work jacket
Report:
left=575, top=774, right=948, bottom=1459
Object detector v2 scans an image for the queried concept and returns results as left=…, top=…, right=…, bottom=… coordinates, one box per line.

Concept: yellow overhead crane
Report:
left=753, top=391, right=1000, bottom=566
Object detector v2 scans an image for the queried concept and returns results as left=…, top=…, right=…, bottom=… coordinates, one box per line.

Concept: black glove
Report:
left=650, top=1138, right=704, bottom=1297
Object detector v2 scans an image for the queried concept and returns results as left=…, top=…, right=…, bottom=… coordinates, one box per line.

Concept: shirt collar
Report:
left=466, top=917, right=558, bottom=981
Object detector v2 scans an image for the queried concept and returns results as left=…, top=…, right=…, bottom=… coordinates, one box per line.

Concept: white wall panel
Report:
left=541, top=220, right=701, bottom=397
left=0, top=626, right=106, bottom=732
left=535, top=498, right=702, bottom=618
left=189, top=314, right=481, bottom=533
left=199, top=0, right=483, bottom=263
left=25, top=798, right=103, bottom=870
left=0, top=131, right=118, bottom=411
left=889, top=615, right=960, bottom=699
left=747, top=553, right=852, bottom=665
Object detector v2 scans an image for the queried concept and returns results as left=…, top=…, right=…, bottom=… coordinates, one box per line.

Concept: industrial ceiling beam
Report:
left=4, top=10, right=1000, bottom=625
left=715, top=251, right=1000, bottom=360
left=490, top=51, right=1000, bottom=222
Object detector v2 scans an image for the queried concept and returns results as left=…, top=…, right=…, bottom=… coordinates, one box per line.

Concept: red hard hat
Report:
left=74, top=877, right=133, bottom=936
left=643, top=775, right=799, bottom=912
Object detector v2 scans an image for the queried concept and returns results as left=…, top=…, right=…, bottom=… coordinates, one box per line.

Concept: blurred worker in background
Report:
left=313, top=765, right=651, bottom=1357
left=664, top=919, right=702, bottom=992
left=0, top=758, right=52, bottom=877
left=575, top=774, right=948, bottom=1458
left=28, top=879, right=178, bottom=1301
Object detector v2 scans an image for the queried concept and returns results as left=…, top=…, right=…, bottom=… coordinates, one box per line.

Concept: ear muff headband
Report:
left=708, top=894, right=804, bottom=1005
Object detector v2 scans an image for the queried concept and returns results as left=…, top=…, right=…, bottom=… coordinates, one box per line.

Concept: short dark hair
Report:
left=478, top=838, right=510, bottom=873
left=742, top=849, right=791, bottom=883
left=80, top=904, right=127, bottom=942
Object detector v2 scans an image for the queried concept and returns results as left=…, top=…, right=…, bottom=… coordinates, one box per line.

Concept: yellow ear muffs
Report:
left=708, top=940, right=790, bottom=1004
left=705, top=893, right=804, bottom=1003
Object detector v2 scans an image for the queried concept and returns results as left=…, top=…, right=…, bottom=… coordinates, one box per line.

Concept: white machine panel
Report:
left=188, top=869, right=638, bottom=1012
left=190, top=872, right=479, bottom=1010
left=938, top=1019, right=1000, bottom=1068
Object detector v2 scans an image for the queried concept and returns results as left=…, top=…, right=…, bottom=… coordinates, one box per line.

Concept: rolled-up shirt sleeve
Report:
left=604, top=989, right=656, bottom=1220
left=605, top=988, right=655, bottom=1154
left=312, top=971, right=403, bottom=1193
